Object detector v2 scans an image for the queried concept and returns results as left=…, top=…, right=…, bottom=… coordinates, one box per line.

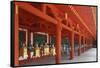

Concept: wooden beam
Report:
left=47, top=5, right=60, bottom=19
left=17, top=2, right=83, bottom=38
left=91, top=7, right=96, bottom=28
left=48, top=5, right=83, bottom=36
left=69, top=6, right=94, bottom=38
left=16, top=2, right=57, bottom=25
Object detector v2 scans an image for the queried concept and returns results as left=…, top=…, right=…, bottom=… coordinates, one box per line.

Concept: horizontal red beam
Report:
left=69, top=6, right=94, bottom=39
left=16, top=2, right=84, bottom=37
left=16, top=2, right=57, bottom=24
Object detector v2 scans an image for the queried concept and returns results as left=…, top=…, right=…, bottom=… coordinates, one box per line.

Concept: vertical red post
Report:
left=81, top=36, right=83, bottom=53
left=85, top=39, right=87, bottom=51
left=70, top=31, right=74, bottom=59
left=78, top=35, right=81, bottom=56
left=14, top=4, right=19, bottom=66
left=85, top=38, right=87, bottom=51
left=82, top=36, right=85, bottom=52
left=55, top=24, right=62, bottom=64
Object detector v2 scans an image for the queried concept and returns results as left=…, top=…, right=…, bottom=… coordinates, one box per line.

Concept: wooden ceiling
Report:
left=18, top=2, right=96, bottom=39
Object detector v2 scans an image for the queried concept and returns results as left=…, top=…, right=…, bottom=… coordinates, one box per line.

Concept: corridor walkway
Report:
left=62, top=48, right=97, bottom=63
left=20, top=48, right=97, bottom=66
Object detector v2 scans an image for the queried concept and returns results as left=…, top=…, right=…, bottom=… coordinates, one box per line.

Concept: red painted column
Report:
left=85, top=39, right=87, bottom=51
left=14, top=4, right=19, bottom=66
left=81, top=36, right=83, bottom=53
left=55, top=24, right=62, bottom=64
left=69, top=31, right=74, bottom=59
left=82, top=36, right=85, bottom=52
left=78, top=35, right=81, bottom=56
left=84, top=38, right=87, bottom=51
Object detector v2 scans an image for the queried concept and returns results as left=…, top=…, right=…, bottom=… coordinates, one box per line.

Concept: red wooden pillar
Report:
left=85, top=39, right=87, bottom=51
left=78, top=35, right=81, bottom=56
left=83, top=37, right=85, bottom=52
left=14, top=4, right=19, bottom=66
left=81, top=36, right=83, bottom=53
left=55, top=24, right=62, bottom=64
left=84, top=38, right=87, bottom=51
left=87, top=39, right=88, bottom=50
left=80, top=36, right=83, bottom=53
left=70, top=31, right=74, bottom=59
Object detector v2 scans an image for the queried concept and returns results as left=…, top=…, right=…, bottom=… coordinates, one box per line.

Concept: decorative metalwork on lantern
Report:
left=44, top=43, right=50, bottom=55
left=23, top=43, right=28, bottom=59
